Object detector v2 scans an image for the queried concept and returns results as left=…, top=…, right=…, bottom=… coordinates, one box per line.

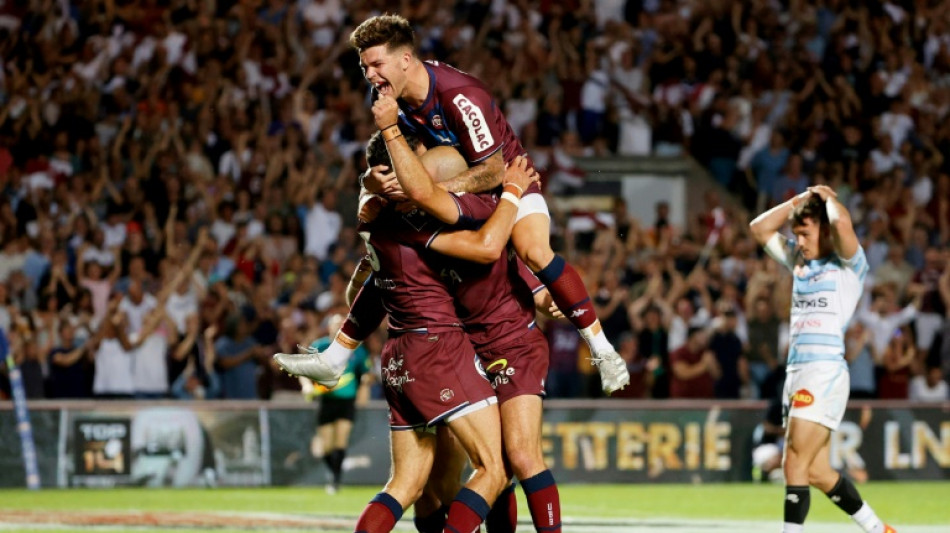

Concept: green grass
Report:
left=0, top=482, right=947, bottom=531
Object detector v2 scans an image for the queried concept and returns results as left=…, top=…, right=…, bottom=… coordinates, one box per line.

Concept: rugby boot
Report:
left=273, top=345, right=342, bottom=388
left=590, top=348, right=630, bottom=394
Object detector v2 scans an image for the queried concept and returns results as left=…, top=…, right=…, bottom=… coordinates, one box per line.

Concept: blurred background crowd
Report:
left=0, top=0, right=948, bottom=403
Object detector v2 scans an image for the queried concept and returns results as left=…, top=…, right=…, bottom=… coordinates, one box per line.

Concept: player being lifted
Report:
left=353, top=14, right=627, bottom=394
left=749, top=186, right=895, bottom=533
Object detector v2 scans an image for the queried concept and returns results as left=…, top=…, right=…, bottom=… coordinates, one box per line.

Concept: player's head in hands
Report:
left=790, top=194, right=832, bottom=261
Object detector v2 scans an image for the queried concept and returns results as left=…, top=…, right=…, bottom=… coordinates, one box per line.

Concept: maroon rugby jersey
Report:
left=429, top=195, right=543, bottom=352
left=397, top=61, right=529, bottom=166
left=358, top=192, right=496, bottom=332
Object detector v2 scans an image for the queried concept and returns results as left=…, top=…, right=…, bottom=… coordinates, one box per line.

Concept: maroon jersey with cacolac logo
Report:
left=397, top=61, right=530, bottom=167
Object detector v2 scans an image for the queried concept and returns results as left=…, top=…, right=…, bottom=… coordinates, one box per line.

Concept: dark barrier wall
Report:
left=1, top=400, right=947, bottom=488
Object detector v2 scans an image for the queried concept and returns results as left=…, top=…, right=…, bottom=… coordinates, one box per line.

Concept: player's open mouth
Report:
left=376, top=82, right=391, bottom=95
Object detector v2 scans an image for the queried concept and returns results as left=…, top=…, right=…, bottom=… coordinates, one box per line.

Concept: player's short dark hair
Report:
left=791, top=194, right=829, bottom=227
left=350, top=14, right=416, bottom=54
left=365, top=128, right=420, bottom=168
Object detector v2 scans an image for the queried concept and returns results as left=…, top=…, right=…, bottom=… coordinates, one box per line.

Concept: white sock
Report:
left=323, top=339, right=357, bottom=372
left=851, top=503, right=885, bottom=533
left=782, top=523, right=804, bottom=533
left=579, top=322, right=613, bottom=354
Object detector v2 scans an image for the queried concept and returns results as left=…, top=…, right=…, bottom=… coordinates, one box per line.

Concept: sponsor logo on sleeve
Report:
left=791, top=389, right=814, bottom=408
left=452, top=94, right=494, bottom=152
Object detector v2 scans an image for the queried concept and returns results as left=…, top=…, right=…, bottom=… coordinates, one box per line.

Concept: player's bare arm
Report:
left=438, top=149, right=505, bottom=194
left=806, top=185, right=859, bottom=260
left=748, top=191, right=810, bottom=247
left=429, top=156, right=535, bottom=264
left=345, top=256, right=374, bottom=307
left=373, top=94, right=465, bottom=223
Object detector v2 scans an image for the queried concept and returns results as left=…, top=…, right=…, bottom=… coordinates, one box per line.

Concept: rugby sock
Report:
left=485, top=483, right=517, bottom=533
left=414, top=506, right=449, bottom=533
left=444, top=487, right=490, bottom=533
left=825, top=475, right=886, bottom=532
left=783, top=485, right=810, bottom=533
left=329, top=449, right=346, bottom=485
left=522, top=470, right=561, bottom=533
left=356, top=492, right=403, bottom=533
left=534, top=255, right=599, bottom=332
left=320, top=337, right=356, bottom=372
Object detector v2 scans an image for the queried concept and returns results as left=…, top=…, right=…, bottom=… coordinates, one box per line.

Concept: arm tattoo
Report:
left=441, top=152, right=505, bottom=193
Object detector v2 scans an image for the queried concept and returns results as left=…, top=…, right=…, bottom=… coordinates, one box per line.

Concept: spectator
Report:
left=47, top=322, right=94, bottom=399
left=610, top=331, right=653, bottom=399
left=845, top=322, right=877, bottom=400
left=669, top=327, right=720, bottom=399
left=908, top=362, right=949, bottom=402
left=709, top=308, right=747, bottom=399
left=745, top=295, right=781, bottom=399
left=877, top=328, right=916, bottom=400
left=212, top=307, right=264, bottom=400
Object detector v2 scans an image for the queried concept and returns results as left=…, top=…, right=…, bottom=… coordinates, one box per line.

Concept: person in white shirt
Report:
left=909, top=364, right=949, bottom=402
left=302, top=188, right=342, bottom=262
left=750, top=186, right=894, bottom=533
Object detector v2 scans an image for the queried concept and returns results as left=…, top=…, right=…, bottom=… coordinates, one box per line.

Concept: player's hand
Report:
left=363, top=165, right=396, bottom=194
left=807, top=185, right=837, bottom=201
left=358, top=193, right=388, bottom=223
left=502, top=155, right=537, bottom=194
left=372, top=94, right=400, bottom=130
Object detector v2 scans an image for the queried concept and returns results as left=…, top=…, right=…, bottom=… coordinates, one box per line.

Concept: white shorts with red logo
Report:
left=782, top=361, right=850, bottom=431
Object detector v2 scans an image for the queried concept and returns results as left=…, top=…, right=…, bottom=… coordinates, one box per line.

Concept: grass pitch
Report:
left=0, top=482, right=946, bottom=532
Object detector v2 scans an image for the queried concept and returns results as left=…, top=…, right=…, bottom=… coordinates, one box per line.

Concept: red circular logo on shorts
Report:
left=440, top=388, right=455, bottom=402
left=792, top=389, right=814, bottom=408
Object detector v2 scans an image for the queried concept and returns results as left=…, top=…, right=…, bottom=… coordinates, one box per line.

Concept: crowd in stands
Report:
left=0, top=0, right=948, bottom=402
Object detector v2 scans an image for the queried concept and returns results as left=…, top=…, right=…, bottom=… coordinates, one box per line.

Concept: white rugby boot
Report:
left=273, top=345, right=342, bottom=388
left=590, top=348, right=630, bottom=395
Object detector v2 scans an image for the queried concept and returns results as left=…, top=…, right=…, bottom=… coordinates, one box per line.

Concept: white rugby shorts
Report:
left=782, top=361, right=850, bottom=431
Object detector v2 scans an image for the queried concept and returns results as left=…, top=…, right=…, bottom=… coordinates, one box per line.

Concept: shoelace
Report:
left=295, top=344, right=319, bottom=355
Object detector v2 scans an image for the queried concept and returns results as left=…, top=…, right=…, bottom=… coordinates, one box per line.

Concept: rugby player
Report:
left=750, top=186, right=895, bottom=533
left=280, top=146, right=537, bottom=533
left=351, top=14, right=629, bottom=394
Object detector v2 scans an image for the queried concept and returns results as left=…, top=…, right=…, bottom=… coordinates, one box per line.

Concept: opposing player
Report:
left=351, top=14, right=628, bottom=394
left=749, top=186, right=895, bottom=533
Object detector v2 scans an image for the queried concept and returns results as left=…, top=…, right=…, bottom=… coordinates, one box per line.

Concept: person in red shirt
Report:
left=351, top=14, right=629, bottom=395
left=669, top=327, right=720, bottom=399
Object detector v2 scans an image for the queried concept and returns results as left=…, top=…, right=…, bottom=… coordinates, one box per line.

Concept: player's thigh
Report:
left=512, top=211, right=554, bottom=271
left=784, top=416, right=830, bottom=468
left=446, top=401, right=504, bottom=473
left=500, top=394, right=546, bottom=479
left=385, top=429, right=437, bottom=506
left=426, top=426, right=467, bottom=504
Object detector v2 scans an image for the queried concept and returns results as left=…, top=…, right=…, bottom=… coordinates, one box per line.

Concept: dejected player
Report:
left=351, top=14, right=629, bottom=395
left=750, top=185, right=895, bottom=533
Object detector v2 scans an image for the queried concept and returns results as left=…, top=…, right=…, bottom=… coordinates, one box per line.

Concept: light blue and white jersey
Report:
left=766, top=238, right=869, bottom=365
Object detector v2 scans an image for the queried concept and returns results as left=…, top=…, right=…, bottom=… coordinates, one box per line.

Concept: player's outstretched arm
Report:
left=429, top=156, right=536, bottom=264
left=807, top=185, right=859, bottom=260
left=373, top=95, right=462, bottom=224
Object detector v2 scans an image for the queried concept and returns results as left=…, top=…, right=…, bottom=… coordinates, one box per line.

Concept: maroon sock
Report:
left=444, top=488, right=490, bottom=533
left=521, top=471, right=561, bottom=533
left=356, top=493, right=403, bottom=533
left=535, top=255, right=597, bottom=330
left=484, top=483, right=517, bottom=533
